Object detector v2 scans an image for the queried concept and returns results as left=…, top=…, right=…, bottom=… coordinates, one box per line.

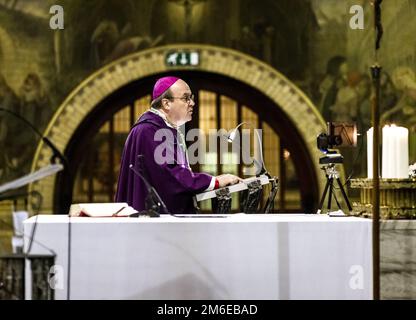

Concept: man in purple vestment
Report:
left=115, top=76, right=241, bottom=214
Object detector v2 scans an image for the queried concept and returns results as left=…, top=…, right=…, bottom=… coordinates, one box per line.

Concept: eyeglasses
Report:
left=168, top=94, right=195, bottom=104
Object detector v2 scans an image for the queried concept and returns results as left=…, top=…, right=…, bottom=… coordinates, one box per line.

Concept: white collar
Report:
left=149, top=107, right=177, bottom=129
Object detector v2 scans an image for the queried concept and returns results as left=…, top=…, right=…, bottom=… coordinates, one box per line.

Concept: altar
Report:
left=23, top=214, right=372, bottom=300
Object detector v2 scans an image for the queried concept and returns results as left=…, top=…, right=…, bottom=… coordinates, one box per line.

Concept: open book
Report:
left=69, top=203, right=138, bottom=217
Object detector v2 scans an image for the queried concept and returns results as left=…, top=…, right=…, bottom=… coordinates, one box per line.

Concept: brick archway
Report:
left=30, top=44, right=327, bottom=213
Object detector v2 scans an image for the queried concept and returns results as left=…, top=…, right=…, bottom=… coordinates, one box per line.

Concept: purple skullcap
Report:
left=152, top=76, right=180, bottom=100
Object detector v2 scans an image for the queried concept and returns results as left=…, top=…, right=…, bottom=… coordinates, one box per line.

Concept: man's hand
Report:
left=216, top=174, right=243, bottom=188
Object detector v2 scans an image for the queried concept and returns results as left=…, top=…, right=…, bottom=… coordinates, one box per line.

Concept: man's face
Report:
left=165, top=79, right=195, bottom=126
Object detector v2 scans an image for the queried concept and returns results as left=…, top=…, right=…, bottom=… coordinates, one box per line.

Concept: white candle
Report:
left=367, top=127, right=373, bottom=178
left=396, top=126, right=409, bottom=178
left=382, top=125, right=409, bottom=178
left=382, top=125, right=391, bottom=178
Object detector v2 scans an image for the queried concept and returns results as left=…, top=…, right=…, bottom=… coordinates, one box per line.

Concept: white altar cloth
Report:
left=23, top=214, right=372, bottom=300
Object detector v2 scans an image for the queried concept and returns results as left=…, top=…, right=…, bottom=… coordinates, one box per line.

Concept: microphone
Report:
left=0, top=107, right=68, bottom=167
left=226, top=122, right=245, bottom=143
left=129, top=155, right=170, bottom=217
left=0, top=107, right=67, bottom=203
left=226, top=122, right=270, bottom=178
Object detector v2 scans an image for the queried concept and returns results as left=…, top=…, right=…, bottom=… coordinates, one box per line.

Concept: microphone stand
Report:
left=1, top=107, right=69, bottom=300
left=226, top=122, right=279, bottom=213
left=227, top=122, right=268, bottom=177
left=0, top=107, right=68, bottom=167
left=0, top=108, right=67, bottom=212
left=129, top=156, right=170, bottom=217
left=0, top=107, right=67, bottom=213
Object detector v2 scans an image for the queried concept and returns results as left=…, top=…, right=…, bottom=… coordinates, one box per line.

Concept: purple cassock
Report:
left=115, top=111, right=213, bottom=214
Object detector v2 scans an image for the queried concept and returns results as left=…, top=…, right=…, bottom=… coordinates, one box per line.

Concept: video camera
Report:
left=317, top=122, right=357, bottom=153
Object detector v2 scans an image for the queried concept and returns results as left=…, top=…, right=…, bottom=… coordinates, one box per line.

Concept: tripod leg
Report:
left=333, top=190, right=342, bottom=210
left=317, top=178, right=331, bottom=213
left=336, top=178, right=353, bottom=211
left=327, top=177, right=333, bottom=210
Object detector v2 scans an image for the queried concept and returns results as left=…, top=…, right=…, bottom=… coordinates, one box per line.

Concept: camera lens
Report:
left=317, top=133, right=329, bottom=152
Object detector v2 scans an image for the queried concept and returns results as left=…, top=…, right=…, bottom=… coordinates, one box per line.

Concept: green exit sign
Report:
left=165, top=51, right=200, bottom=67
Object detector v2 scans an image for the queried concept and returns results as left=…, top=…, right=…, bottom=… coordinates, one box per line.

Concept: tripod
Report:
left=317, top=163, right=352, bottom=214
